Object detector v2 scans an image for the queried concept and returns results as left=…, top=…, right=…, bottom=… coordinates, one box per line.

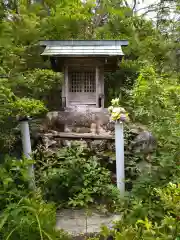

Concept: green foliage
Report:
left=10, top=98, right=47, bottom=118
left=97, top=63, right=179, bottom=240
left=123, top=140, right=180, bottom=225
left=104, top=59, right=140, bottom=108
left=89, top=182, right=180, bottom=240
left=0, top=156, right=34, bottom=211
left=42, top=0, right=93, bottom=39
left=98, top=216, right=180, bottom=239
left=0, top=1, right=63, bottom=151
left=131, top=65, right=180, bottom=152
left=0, top=78, right=48, bottom=152
left=0, top=1, right=179, bottom=239
left=34, top=143, right=121, bottom=210
left=20, top=69, right=63, bottom=100
left=0, top=0, right=179, bottom=149
left=0, top=156, right=70, bottom=240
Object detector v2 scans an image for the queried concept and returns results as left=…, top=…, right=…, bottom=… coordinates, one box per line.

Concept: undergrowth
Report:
left=34, top=143, right=122, bottom=211
left=0, top=156, right=70, bottom=240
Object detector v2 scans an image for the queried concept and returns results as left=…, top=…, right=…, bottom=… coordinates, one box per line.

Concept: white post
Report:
left=115, top=121, right=125, bottom=194
left=19, top=118, right=35, bottom=189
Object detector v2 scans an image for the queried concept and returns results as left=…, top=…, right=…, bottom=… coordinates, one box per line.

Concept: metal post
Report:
left=19, top=118, right=35, bottom=189
left=115, top=121, right=125, bottom=194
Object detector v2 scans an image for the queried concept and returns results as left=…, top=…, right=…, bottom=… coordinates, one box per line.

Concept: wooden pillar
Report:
left=95, top=66, right=99, bottom=107
left=101, top=67, right=104, bottom=108
left=64, top=65, right=69, bottom=107
left=61, top=72, right=65, bottom=107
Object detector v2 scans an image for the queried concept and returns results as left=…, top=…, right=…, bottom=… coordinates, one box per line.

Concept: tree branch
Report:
left=133, top=0, right=137, bottom=11
left=123, top=0, right=130, bottom=8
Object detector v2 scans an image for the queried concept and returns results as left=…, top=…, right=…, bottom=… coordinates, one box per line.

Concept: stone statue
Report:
left=131, top=130, right=157, bottom=161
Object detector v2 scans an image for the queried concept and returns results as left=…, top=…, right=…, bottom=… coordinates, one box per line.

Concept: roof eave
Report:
left=41, top=54, right=124, bottom=57
left=40, top=40, right=128, bottom=57
left=39, top=40, right=129, bottom=47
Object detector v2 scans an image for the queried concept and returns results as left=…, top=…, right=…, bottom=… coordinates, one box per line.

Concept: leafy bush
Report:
left=0, top=195, right=70, bottom=240
left=13, top=69, right=63, bottom=110
left=124, top=181, right=179, bottom=224
left=89, top=182, right=180, bottom=240
left=130, top=65, right=180, bottom=153
left=0, top=156, right=70, bottom=240
left=35, top=143, right=121, bottom=209
left=104, top=59, right=140, bottom=108
left=0, top=156, right=31, bottom=211
left=134, top=153, right=179, bottom=189
left=97, top=216, right=180, bottom=240
left=0, top=78, right=47, bottom=153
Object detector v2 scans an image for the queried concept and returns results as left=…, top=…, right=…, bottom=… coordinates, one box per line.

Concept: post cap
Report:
left=17, top=116, right=32, bottom=122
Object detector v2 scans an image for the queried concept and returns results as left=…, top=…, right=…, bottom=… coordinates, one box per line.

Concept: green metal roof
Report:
left=40, top=40, right=128, bottom=57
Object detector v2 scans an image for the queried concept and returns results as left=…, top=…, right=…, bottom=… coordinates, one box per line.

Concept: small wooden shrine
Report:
left=40, top=40, right=128, bottom=109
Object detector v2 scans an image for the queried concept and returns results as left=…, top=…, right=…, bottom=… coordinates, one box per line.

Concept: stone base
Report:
left=56, top=209, right=121, bottom=236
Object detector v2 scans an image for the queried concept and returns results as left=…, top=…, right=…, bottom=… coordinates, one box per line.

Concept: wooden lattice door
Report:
left=68, top=69, right=96, bottom=107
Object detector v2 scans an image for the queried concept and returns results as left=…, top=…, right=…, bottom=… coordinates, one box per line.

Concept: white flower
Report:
left=112, top=107, right=121, bottom=114
left=108, top=106, right=113, bottom=113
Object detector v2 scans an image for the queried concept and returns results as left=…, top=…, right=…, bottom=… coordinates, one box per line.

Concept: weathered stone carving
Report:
left=42, top=108, right=111, bottom=135
left=31, top=108, right=112, bottom=150
left=131, top=130, right=157, bottom=161
left=31, top=109, right=157, bottom=163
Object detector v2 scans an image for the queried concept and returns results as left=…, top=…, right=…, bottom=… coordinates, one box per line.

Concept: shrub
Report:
left=0, top=194, right=70, bottom=240
left=35, top=143, right=121, bottom=210
left=89, top=182, right=180, bottom=240
left=0, top=155, right=31, bottom=211
left=0, top=156, right=70, bottom=240
left=130, top=65, right=180, bottom=153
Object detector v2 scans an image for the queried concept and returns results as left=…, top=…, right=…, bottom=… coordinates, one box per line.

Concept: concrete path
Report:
left=56, top=209, right=121, bottom=236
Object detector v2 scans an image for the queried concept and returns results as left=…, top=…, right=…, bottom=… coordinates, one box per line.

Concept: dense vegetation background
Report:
left=0, top=0, right=179, bottom=239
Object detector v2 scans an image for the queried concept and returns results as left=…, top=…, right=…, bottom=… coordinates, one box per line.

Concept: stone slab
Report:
left=56, top=209, right=121, bottom=236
